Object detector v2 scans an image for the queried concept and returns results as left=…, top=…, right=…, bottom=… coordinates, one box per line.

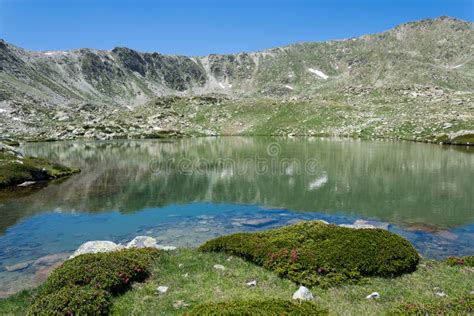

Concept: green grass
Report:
left=0, top=250, right=472, bottom=315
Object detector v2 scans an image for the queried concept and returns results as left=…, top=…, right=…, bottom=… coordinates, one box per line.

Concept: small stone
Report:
left=366, top=292, right=380, bottom=299
left=178, top=264, right=184, bottom=268
left=226, top=257, right=233, bottom=262
left=246, top=280, right=257, bottom=287
left=292, top=286, right=314, bottom=301
left=435, top=291, right=447, bottom=297
left=470, top=290, right=474, bottom=296
left=156, top=286, right=168, bottom=294
left=183, top=273, right=189, bottom=278
left=213, top=264, right=225, bottom=271
left=173, top=300, right=189, bottom=309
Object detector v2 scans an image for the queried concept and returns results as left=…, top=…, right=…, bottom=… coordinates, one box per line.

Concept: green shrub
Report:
left=187, top=299, right=327, bottom=315
left=393, top=296, right=473, bottom=315
left=446, top=256, right=474, bottom=267
left=199, top=221, right=419, bottom=287
left=27, top=248, right=159, bottom=315
left=28, top=285, right=110, bottom=316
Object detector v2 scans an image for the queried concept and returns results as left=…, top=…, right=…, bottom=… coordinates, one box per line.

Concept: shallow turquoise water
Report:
left=0, top=137, right=472, bottom=296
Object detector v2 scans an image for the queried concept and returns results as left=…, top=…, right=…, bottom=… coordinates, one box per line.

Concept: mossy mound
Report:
left=187, top=299, right=327, bottom=315
left=445, top=256, right=474, bottom=267
left=199, top=221, right=419, bottom=287
left=0, top=149, right=80, bottom=188
left=28, top=248, right=159, bottom=315
left=393, top=295, right=473, bottom=315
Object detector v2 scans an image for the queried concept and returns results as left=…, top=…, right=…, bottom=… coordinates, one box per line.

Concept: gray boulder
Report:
left=69, top=241, right=122, bottom=259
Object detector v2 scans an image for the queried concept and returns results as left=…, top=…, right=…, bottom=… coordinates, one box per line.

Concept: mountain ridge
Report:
left=0, top=16, right=473, bottom=143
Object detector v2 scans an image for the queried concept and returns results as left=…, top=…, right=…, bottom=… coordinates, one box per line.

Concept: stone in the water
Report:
left=70, top=241, right=121, bottom=259
left=240, top=218, right=277, bottom=227
left=213, top=264, right=225, bottom=271
left=292, top=286, right=313, bottom=301
left=194, top=227, right=210, bottom=233
left=34, top=253, right=69, bottom=266
left=5, top=260, right=33, bottom=272
left=246, top=280, right=257, bottom=287
left=156, top=286, right=169, bottom=294
left=366, top=292, right=380, bottom=299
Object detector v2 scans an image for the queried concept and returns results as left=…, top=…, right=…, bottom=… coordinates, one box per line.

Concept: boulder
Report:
left=126, top=236, right=176, bottom=250
left=69, top=241, right=121, bottom=259
left=292, top=286, right=314, bottom=301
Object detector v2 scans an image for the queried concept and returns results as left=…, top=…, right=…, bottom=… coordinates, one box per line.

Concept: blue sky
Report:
left=0, top=0, right=472, bottom=55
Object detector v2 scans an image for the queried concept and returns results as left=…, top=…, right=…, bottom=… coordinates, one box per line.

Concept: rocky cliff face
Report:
left=0, top=16, right=473, bottom=142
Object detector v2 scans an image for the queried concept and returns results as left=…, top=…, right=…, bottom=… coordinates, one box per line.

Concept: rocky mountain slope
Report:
left=0, top=16, right=473, bottom=142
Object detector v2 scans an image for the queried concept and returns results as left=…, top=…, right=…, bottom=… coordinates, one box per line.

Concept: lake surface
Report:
left=0, top=137, right=473, bottom=296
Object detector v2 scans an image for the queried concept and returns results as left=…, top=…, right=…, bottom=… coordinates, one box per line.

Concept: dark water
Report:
left=0, top=137, right=473, bottom=296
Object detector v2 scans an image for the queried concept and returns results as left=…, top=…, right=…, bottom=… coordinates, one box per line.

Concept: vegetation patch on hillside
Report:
left=27, top=248, right=159, bottom=315
left=394, top=295, right=473, bottom=315
left=187, top=298, right=327, bottom=315
left=0, top=146, right=80, bottom=188
left=199, top=221, right=420, bottom=287
left=445, top=255, right=474, bottom=267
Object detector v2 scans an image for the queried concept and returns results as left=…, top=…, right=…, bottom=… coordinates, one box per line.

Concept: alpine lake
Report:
left=0, top=137, right=473, bottom=296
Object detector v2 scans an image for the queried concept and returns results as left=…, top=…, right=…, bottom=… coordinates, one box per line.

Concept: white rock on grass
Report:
left=213, top=264, right=225, bottom=271
left=156, top=286, right=169, bottom=294
left=366, top=292, right=380, bottom=299
left=246, top=280, right=257, bottom=287
left=126, top=236, right=177, bottom=251
left=292, top=286, right=314, bottom=301
left=69, top=241, right=121, bottom=259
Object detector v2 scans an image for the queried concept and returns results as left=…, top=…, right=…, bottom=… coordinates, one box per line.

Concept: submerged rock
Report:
left=240, top=218, right=277, bottom=227
left=70, top=241, right=121, bottom=259
left=292, top=286, right=314, bottom=301
left=5, top=260, right=34, bottom=272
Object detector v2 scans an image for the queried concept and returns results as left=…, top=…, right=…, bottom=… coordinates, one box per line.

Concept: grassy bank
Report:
left=1, top=249, right=472, bottom=315
left=0, top=145, right=80, bottom=188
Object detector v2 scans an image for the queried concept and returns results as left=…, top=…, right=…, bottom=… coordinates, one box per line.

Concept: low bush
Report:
left=27, top=248, right=159, bottom=315
left=199, top=221, right=419, bottom=287
left=445, top=255, right=474, bottom=267
left=393, top=296, right=473, bottom=315
left=187, top=299, right=327, bottom=315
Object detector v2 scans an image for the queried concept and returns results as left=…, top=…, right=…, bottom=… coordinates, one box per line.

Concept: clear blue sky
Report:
left=0, top=0, right=472, bottom=55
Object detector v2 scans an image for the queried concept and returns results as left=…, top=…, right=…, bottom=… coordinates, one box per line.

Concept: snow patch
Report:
left=308, top=174, right=328, bottom=190
left=308, top=68, right=328, bottom=80
left=284, top=85, right=294, bottom=90
left=0, top=109, right=7, bottom=114
left=43, top=51, right=68, bottom=56
left=452, top=64, right=463, bottom=69
left=219, top=82, right=225, bottom=89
